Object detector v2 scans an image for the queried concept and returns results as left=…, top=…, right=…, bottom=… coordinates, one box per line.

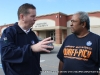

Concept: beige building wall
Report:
left=90, top=26, right=100, bottom=35
left=62, top=30, right=64, bottom=43
left=67, top=20, right=72, bottom=36
left=90, top=17, right=100, bottom=35
left=38, top=31, right=46, bottom=39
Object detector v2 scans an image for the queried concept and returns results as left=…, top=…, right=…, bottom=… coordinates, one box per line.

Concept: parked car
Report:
left=37, top=37, right=54, bottom=51
left=37, top=37, right=42, bottom=41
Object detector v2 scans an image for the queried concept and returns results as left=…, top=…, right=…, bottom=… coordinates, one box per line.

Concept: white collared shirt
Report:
left=19, top=26, right=31, bottom=34
left=23, top=29, right=30, bottom=34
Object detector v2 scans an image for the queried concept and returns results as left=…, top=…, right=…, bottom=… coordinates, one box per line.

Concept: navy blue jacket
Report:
left=0, top=22, right=41, bottom=75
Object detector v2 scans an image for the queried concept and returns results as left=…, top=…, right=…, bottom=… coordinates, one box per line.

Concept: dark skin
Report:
left=70, top=14, right=89, bottom=38
left=58, top=61, right=64, bottom=75
left=58, top=14, right=90, bottom=75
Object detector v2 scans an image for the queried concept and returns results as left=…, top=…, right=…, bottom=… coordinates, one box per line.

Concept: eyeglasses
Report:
left=71, top=20, right=78, bottom=23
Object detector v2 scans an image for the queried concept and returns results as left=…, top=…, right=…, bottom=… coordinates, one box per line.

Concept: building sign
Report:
left=33, top=19, right=55, bottom=28
left=35, top=22, right=48, bottom=27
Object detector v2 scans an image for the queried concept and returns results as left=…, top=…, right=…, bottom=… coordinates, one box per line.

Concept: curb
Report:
left=53, top=44, right=62, bottom=46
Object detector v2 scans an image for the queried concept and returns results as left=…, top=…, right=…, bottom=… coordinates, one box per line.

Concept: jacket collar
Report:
left=13, top=22, right=32, bottom=34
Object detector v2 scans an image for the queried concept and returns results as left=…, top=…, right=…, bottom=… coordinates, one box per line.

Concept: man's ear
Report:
left=82, top=22, right=86, bottom=28
left=19, top=14, right=24, bottom=21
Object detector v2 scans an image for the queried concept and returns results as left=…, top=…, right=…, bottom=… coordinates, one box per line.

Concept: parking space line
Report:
left=41, top=64, right=57, bottom=68
left=40, top=60, right=45, bottom=62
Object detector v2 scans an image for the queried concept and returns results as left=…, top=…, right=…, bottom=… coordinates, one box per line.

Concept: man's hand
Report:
left=31, top=37, right=54, bottom=53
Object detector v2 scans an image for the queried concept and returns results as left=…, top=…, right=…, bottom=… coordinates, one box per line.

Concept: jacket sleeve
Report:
left=1, top=28, right=33, bottom=63
left=97, top=37, right=100, bottom=74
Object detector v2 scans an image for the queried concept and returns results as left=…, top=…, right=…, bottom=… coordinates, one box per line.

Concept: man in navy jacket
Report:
left=0, top=3, right=53, bottom=75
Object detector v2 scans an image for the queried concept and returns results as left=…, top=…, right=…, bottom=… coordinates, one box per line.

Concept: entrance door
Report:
left=50, top=31, right=55, bottom=41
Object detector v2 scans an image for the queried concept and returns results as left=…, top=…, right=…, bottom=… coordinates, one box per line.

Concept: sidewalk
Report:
left=53, top=43, right=62, bottom=46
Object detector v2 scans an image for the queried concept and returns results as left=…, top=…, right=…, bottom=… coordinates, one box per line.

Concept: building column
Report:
left=34, top=31, right=39, bottom=36
left=55, top=29, right=62, bottom=44
left=63, top=30, right=67, bottom=39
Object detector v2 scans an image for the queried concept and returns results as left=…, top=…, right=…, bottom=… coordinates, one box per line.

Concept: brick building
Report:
left=0, top=11, right=100, bottom=44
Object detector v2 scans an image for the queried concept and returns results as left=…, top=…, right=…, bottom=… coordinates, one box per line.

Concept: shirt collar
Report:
left=14, top=22, right=31, bottom=34
left=21, top=28, right=31, bottom=34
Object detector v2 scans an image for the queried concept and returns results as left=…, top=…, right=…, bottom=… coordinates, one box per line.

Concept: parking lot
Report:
left=40, top=45, right=61, bottom=75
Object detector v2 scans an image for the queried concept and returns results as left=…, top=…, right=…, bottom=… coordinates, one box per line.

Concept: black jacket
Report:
left=0, top=22, right=41, bottom=75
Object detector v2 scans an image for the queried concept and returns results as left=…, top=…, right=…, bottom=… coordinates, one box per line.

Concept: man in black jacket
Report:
left=0, top=3, right=54, bottom=75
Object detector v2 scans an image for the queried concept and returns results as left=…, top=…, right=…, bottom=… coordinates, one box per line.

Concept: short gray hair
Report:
left=76, top=11, right=90, bottom=30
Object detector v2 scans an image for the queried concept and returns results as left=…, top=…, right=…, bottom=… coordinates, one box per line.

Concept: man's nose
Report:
left=70, top=22, right=73, bottom=26
left=34, top=17, right=36, bottom=21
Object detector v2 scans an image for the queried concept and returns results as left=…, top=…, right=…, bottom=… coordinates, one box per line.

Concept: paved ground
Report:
left=40, top=45, right=60, bottom=75
left=0, top=55, right=4, bottom=75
